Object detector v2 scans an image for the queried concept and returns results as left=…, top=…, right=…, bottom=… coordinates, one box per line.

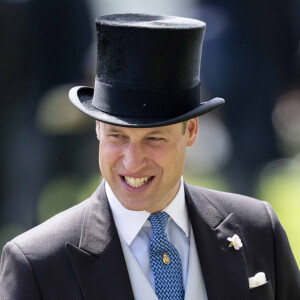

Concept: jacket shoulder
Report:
left=10, top=199, right=89, bottom=256
left=0, top=199, right=92, bottom=298
left=185, top=183, right=265, bottom=207
left=185, top=183, right=272, bottom=228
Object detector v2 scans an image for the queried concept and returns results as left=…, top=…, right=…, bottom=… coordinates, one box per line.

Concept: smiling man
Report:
left=96, top=120, right=197, bottom=213
left=1, top=13, right=299, bottom=300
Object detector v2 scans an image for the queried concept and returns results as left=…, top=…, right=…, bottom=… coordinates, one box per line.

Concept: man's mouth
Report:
left=123, top=176, right=153, bottom=188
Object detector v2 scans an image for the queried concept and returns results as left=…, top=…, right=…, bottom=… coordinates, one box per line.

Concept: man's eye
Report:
left=148, top=137, right=164, bottom=142
left=109, top=134, right=123, bottom=139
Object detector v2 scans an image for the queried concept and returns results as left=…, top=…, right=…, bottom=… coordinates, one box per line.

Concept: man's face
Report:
left=97, top=119, right=198, bottom=213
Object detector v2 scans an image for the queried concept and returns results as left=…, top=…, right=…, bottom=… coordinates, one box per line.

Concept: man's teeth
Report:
left=124, top=176, right=151, bottom=188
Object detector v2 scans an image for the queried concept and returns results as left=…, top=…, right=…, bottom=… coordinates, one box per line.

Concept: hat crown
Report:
left=69, top=13, right=225, bottom=128
left=95, top=13, right=206, bottom=90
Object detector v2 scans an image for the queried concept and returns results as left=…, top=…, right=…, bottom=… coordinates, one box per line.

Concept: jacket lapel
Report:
left=185, top=184, right=250, bottom=300
left=65, top=182, right=134, bottom=300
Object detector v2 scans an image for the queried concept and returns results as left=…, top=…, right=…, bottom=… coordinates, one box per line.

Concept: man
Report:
left=0, top=13, right=299, bottom=300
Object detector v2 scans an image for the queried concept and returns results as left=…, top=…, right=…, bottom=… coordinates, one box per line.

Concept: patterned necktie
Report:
left=148, top=212, right=185, bottom=300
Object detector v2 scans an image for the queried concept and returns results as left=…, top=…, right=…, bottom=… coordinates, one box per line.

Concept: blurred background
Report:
left=0, top=0, right=299, bottom=264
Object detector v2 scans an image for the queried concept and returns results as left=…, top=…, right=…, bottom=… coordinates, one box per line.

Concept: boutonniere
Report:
left=227, top=234, right=243, bottom=250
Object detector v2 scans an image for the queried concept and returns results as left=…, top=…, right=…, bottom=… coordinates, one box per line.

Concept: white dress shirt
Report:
left=105, top=177, right=190, bottom=290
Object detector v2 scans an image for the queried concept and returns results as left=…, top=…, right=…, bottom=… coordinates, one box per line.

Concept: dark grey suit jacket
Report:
left=0, top=182, right=299, bottom=299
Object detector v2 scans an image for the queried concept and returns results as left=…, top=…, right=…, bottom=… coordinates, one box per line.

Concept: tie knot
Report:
left=148, top=212, right=169, bottom=235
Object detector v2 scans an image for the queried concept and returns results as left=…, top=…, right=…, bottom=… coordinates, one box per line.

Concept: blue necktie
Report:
left=148, top=212, right=185, bottom=300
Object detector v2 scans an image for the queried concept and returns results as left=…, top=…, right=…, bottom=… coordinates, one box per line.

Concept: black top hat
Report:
left=69, top=13, right=225, bottom=127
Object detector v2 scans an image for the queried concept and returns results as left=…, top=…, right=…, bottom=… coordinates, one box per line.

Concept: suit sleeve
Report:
left=264, top=202, right=300, bottom=299
left=0, top=241, right=41, bottom=299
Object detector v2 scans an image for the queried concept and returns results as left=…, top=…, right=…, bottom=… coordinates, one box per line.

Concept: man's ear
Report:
left=186, top=118, right=198, bottom=147
left=96, top=121, right=100, bottom=140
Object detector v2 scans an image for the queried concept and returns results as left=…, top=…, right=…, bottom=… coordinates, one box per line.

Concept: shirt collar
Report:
left=105, top=177, right=189, bottom=246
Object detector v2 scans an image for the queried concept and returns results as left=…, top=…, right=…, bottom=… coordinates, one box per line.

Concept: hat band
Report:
left=92, top=79, right=201, bottom=118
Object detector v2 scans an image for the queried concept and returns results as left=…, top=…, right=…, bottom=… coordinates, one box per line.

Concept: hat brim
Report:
left=69, top=86, right=225, bottom=128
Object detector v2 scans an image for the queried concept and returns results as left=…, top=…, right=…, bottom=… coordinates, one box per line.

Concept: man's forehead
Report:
left=100, top=122, right=176, bottom=134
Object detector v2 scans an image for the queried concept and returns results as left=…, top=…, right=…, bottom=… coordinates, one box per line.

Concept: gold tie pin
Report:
left=163, top=253, right=170, bottom=265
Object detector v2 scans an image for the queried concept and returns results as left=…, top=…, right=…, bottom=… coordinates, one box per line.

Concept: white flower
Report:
left=249, top=272, right=267, bottom=289
left=227, top=234, right=243, bottom=250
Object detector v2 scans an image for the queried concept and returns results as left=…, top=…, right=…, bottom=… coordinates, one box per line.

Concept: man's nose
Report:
left=122, top=142, right=147, bottom=173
